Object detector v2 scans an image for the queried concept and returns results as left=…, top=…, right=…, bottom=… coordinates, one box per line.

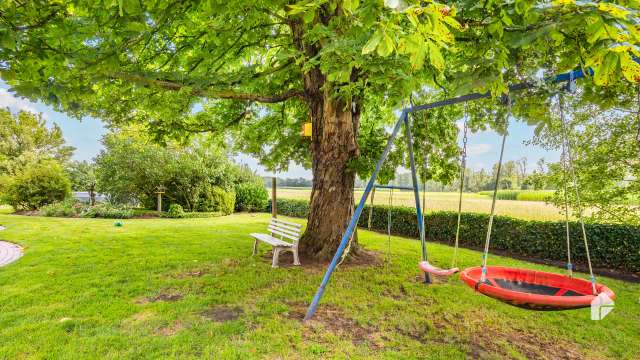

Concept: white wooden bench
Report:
left=251, top=218, right=301, bottom=268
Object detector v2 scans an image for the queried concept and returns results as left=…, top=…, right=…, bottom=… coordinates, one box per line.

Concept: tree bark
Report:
left=289, top=15, right=361, bottom=261
left=298, top=88, right=361, bottom=260
left=89, top=184, right=96, bottom=206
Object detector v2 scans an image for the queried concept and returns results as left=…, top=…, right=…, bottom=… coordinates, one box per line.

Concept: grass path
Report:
left=0, top=213, right=638, bottom=359
left=276, top=188, right=567, bottom=221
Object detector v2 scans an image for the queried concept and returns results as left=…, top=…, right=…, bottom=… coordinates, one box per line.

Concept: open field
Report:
left=276, top=188, right=567, bottom=221
left=0, top=213, right=638, bottom=359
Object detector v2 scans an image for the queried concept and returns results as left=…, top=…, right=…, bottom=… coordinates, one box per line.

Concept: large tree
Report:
left=1, top=0, right=638, bottom=259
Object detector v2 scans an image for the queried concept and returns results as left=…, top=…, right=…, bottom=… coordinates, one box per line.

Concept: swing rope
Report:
left=452, top=113, right=469, bottom=269
left=480, top=101, right=510, bottom=283
left=558, top=93, right=597, bottom=294
left=559, top=97, right=573, bottom=277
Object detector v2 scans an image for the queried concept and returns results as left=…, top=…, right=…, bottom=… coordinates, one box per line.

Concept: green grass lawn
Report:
left=1, top=213, right=639, bottom=359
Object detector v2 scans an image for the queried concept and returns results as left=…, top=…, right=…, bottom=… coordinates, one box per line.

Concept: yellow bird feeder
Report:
left=302, top=122, right=312, bottom=137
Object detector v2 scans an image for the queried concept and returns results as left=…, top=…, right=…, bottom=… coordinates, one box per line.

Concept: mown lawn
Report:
left=0, top=213, right=638, bottom=359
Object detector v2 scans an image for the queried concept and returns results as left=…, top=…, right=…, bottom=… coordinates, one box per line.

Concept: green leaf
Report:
left=594, top=52, right=619, bottom=85
left=488, top=21, right=503, bottom=38
left=362, top=31, right=382, bottom=55
left=620, top=52, right=640, bottom=82
left=427, top=41, right=444, bottom=70
left=376, top=32, right=394, bottom=57
left=587, top=19, right=606, bottom=44
left=343, top=0, right=359, bottom=14
left=303, top=10, right=315, bottom=23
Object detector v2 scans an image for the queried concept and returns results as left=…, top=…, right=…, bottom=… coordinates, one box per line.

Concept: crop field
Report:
left=275, top=188, right=567, bottom=221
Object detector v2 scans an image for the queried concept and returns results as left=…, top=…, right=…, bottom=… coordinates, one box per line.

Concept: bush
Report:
left=1, top=160, right=71, bottom=210
left=267, top=198, right=640, bottom=273
left=266, top=198, right=308, bottom=217
left=198, top=186, right=234, bottom=215
left=181, top=211, right=224, bottom=219
left=81, top=203, right=133, bottom=219
left=39, top=200, right=133, bottom=219
left=167, top=204, right=185, bottom=218
left=235, top=182, right=269, bottom=212
left=39, top=199, right=84, bottom=217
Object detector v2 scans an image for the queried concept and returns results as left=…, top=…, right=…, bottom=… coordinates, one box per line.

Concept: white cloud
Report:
left=0, top=88, right=42, bottom=116
left=466, top=143, right=492, bottom=156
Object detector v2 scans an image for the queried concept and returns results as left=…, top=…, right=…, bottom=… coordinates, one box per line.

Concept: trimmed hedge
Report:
left=235, top=182, right=269, bottom=212
left=266, top=199, right=640, bottom=273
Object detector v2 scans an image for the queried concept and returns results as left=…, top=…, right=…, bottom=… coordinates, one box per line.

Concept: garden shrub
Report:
left=266, top=199, right=309, bottom=217
left=197, top=186, right=235, bottom=215
left=39, top=200, right=133, bottom=218
left=1, top=160, right=71, bottom=210
left=167, top=204, right=185, bottom=218
left=39, top=199, right=84, bottom=217
left=267, top=198, right=640, bottom=273
left=81, top=203, right=133, bottom=219
left=181, top=211, right=223, bottom=218
left=235, top=182, right=269, bottom=212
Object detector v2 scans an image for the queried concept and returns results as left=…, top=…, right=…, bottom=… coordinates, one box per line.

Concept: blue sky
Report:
left=1, top=82, right=559, bottom=178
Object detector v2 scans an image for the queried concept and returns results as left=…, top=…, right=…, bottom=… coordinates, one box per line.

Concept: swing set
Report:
left=304, top=68, right=616, bottom=320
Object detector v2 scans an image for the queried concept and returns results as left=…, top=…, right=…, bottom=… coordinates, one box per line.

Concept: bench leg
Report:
left=252, top=239, right=259, bottom=256
left=272, top=247, right=281, bottom=268
left=293, top=247, right=301, bottom=266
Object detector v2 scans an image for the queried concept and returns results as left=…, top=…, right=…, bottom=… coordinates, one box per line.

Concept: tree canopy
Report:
left=2, top=0, right=638, bottom=176
left=0, top=109, right=74, bottom=175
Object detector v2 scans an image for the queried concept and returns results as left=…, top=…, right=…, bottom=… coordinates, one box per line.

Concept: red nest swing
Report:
left=460, top=266, right=615, bottom=310
left=458, top=97, right=615, bottom=311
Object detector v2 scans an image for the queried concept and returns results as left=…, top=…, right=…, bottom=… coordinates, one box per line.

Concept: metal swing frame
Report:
left=304, top=66, right=599, bottom=321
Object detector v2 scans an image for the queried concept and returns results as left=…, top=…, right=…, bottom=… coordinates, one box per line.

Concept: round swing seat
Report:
left=460, top=266, right=615, bottom=311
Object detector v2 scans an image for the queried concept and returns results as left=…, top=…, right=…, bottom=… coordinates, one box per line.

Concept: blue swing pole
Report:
left=403, top=112, right=431, bottom=284
left=304, top=111, right=408, bottom=321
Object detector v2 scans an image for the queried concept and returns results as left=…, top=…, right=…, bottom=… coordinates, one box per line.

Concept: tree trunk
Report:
left=298, top=89, right=361, bottom=260
left=89, top=184, right=96, bottom=206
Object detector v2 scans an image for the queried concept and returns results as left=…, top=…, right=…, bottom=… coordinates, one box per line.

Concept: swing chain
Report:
left=452, top=107, right=469, bottom=268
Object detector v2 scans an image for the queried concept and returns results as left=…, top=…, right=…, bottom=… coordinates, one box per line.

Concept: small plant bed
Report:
left=0, top=213, right=638, bottom=359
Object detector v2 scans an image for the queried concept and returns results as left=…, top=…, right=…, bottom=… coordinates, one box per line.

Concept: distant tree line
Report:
left=264, top=177, right=313, bottom=188
left=353, top=157, right=552, bottom=193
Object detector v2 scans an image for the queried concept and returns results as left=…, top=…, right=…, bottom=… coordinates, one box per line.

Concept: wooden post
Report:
left=271, top=177, right=277, bottom=218
left=156, top=185, right=166, bottom=212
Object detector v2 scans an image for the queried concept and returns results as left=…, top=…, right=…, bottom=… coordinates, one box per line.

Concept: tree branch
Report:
left=113, top=72, right=304, bottom=103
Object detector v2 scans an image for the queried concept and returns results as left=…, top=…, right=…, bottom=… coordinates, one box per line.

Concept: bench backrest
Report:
left=268, top=218, right=302, bottom=245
